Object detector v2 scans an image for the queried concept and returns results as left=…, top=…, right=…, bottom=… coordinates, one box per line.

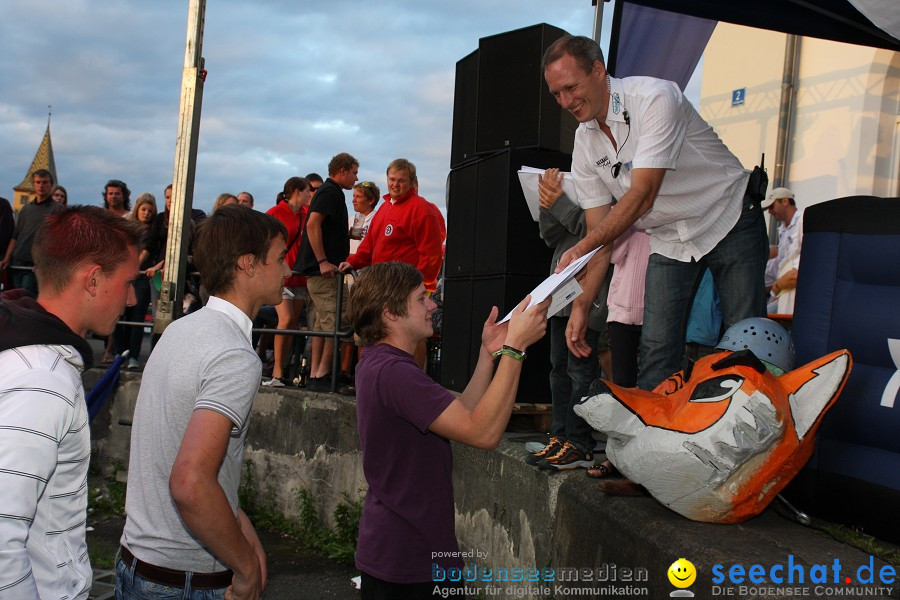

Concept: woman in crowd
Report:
left=342, top=181, right=383, bottom=388
left=349, top=181, right=381, bottom=244
left=51, top=185, right=68, bottom=206
left=212, top=192, right=238, bottom=213
left=262, top=177, right=313, bottom=387
left=116, top=193, right=158, bottom=369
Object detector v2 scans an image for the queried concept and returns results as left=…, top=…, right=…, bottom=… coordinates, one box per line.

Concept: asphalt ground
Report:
left=87, top=515, right=360, bottom=600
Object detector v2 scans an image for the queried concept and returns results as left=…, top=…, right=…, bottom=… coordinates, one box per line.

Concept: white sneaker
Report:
left=127, top=358, right=140, bottom=370
left=262, top=377, right=285, bottom=388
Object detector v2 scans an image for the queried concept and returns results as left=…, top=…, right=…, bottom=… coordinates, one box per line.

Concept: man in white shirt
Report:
left=118, top=205, right=290, bottom=600
left=544, top=35, right=768, bottom=390
left=763, top=187, right=803, bottom=314
left=0, top=206, right=142, bottom=599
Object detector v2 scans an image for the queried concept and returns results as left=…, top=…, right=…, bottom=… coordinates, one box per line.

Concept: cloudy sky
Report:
left=0, top=0, right=626, bottom=215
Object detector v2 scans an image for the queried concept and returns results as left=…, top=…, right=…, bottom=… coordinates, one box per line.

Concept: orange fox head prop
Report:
left=573, top=349, right=852, bottom=523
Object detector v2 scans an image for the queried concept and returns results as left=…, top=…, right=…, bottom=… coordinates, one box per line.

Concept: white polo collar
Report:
left=206, top=296, right=253, bottom=342
left=584, top=75, right=628, bottom=131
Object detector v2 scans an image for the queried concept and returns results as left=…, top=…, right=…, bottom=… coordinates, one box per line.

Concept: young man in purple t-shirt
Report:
left=348, top=262, right=549, bottom=599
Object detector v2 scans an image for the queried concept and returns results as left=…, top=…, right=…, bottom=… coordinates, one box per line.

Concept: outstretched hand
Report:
left=505, top=295, right=550, bottom=351
left=480, top=306, right=507, bottom=355
left=555, top=244, right=584, bottom=274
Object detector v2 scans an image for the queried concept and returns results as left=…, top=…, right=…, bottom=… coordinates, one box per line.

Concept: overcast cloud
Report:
left=0, top=0, right=619, bottom=215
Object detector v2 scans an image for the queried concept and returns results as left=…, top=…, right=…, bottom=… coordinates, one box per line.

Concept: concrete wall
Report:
left=89, top=370, right=367, bottom=530
left=90, top=371, right=899, bottom=600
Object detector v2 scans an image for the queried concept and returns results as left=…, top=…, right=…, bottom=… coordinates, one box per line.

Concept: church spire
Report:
left=12, top=118, right=59, bottom=211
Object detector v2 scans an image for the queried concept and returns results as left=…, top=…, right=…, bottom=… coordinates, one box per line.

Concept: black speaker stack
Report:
left=441, top=24, right=577, bottom=402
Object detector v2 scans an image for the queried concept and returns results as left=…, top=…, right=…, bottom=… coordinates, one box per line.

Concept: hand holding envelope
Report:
left=498, top=248, right=601, bottom=323
left=517, top=166, right=579, bottom=221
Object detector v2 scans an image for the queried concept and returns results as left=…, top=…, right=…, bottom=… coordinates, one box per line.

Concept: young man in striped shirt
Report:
left=0, top=206, right=143, bottom=599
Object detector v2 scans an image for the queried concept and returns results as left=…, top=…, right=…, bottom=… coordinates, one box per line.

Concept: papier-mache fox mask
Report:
left=573, top=349, right=852, bottom=523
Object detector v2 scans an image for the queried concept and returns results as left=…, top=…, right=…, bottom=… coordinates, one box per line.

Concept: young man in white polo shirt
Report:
left=544, top=34, right=768, bottom=391
left=118, top=205, right=291, bottom=600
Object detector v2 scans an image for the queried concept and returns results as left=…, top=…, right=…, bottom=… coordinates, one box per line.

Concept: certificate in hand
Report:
left=517, top=166, right=579, bottom=221
left=498, top=247, right=601, bottom=323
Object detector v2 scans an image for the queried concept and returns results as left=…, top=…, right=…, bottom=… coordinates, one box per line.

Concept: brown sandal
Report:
left=586, top=462, right=619, bottom=479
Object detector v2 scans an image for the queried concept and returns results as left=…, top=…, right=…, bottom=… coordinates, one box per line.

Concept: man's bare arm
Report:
left=557, top=167, right=666, bottom=270
left=430, top=298, right=549, bottom=449
left=0, top=238, right=15, bottom=269
left=305, top=212, right=335, bottom=277
left=563, top=205, right=612, bottom=357
left=170, top=410, right=262, bottom=600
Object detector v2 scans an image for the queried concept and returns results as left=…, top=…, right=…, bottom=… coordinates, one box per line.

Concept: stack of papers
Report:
left=499, top=248, right=601, bottom=323
left=517, top=166, right=579, bottom=221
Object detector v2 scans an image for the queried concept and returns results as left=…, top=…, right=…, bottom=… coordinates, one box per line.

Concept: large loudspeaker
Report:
left=444, top=148, right=572, bottom=278
left=473, top=148, right=571, bottom=276
left=440, top=278, right=474, bottom=392
left=475, top=24, right=577, bottom=155
left=441, top=275, right=550, bottom=404
left=444, top=163, right=479, bottom=278
left=449, top=24, right=576, bottom=169
left=450, top=50, right=479, bottom=169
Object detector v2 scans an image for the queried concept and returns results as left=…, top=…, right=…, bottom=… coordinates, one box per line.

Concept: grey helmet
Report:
left=715, top=317, right=795, bottom=372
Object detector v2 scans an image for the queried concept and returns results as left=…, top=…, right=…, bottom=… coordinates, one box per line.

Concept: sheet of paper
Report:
left=517, top=166, right=579, bottom=221
left=546, top=278, right=583, bottom=318
left=499, top=247, right=600, bottom=323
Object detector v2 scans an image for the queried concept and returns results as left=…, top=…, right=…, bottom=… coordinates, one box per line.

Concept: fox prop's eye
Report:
left=689, top=376, right=744, bottom=403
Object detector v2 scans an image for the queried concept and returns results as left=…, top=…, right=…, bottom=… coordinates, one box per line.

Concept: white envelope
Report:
left=516, top=166, right=579, bottom=221
left=499, top=247, right=600, bottom=323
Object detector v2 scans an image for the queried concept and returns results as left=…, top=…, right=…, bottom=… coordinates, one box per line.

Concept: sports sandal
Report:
left=586, top=462, right=619, bottom=479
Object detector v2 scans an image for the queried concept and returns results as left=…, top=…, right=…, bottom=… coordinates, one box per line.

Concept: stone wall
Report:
left=90, top=371, right=899, bottom=600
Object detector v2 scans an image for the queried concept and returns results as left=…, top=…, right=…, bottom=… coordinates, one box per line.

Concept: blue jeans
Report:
left=11, top=267, right=38, bottom=296
left=548, top=316, right=600, bottom=451
left=115, top=557, right=226, bottom=600
left=638, top=194, right=767, bottom=390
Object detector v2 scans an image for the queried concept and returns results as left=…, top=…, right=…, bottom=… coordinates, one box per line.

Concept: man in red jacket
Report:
left=340, top=158, right=445, bottom=292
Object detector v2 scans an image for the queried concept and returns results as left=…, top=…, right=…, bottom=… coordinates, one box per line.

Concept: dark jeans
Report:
left=117, top=277, right=151, bottom=361
left=638, top=194, right=767, bottom=390
left=548, top=316, right=600, bottom=452
left=608, top=321, right=642, bottom=388
left=11, top=267, right=38, bottom=296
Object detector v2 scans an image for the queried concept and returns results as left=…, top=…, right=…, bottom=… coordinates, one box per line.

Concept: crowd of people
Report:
left=0, top=153, right=450, bottom=392
left=0, top=34, right=815, bottom=600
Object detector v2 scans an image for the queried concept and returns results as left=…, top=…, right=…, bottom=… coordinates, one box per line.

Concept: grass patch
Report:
left=88, top=478, right=126, bottom=520
left=239, top=461, right=363, bottom=564
left=88, top=534, right=120, bottom=569
left=86, top=468, right=128, bottom=569
left=820, top=523, right=900, bottom=566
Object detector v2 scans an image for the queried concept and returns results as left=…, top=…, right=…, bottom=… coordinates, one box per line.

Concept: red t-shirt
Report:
left=266, top=202, right=307, bottom=288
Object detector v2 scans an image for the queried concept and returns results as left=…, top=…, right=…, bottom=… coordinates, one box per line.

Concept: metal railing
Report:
left=2, top=265, right=355, bottom=394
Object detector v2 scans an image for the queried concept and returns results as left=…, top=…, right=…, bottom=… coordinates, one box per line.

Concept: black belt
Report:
left=120, top=545, right=233, bottom=589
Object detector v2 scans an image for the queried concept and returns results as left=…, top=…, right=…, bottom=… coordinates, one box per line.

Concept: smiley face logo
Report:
left=668, top=558, right=696, bottom=588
